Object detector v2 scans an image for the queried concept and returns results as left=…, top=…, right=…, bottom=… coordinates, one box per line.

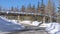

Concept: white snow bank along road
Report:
left=0, top=16, right=25, bottom=32
left=45, top=22, right=60, bottom=34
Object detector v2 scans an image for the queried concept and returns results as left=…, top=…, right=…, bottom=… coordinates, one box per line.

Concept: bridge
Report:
left=0, top=11, right=57, bottom=23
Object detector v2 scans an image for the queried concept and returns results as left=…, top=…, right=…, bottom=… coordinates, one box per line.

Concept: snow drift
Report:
left=0, top=16, right=25, bottom=32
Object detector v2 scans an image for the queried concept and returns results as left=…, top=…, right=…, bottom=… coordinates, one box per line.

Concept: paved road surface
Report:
left=8, top=30, right=48, bottom=34
left=0, top=24, right=48, bottom=34
left=7, top=24, right=47, bottom=34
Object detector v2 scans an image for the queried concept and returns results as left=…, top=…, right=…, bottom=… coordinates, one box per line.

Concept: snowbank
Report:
left=0, top=16, right=19, bottom=24
left=9, top=20, right=20, bottom=24
left=45, top=22, right=60, bottom=34
left=32, top=21, right=42, bottom=26
left=21, top=20, right=32, bottom=24
left=39, top=23, right=48, bottom=28
left=0, top=16, right=25, bottom=32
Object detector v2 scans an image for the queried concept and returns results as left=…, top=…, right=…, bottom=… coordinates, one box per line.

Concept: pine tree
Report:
left=40, top=0, right=45, bottom=14
left=14, top=7, right=19, bottom=11
left=57, top=0, right=60, bottom=14
left=11, top=6, right=14, bottom=11
left=46, top=0, right=54, bottom=16
left=20, top=5, right=26, bottom=12
left=58, top=4, right=60, bottom=13
left=37, top=1, right=41, bottom=13
left=57, top=0, right=60, bottom=23
left=46, top=0, right=55, bottom=22
left=32, top=5, right=35, bottom=13
left=27, top=3, right=32, bottom=12
left=0, top=6, right=2, bottom=11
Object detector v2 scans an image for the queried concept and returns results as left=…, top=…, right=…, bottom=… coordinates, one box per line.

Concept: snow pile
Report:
left=9, top=20, right=20, bottom=24
left=32, top=21, right=42, bottom=26
left=0, top=16, right=21, bottom=25
left=21, top=20, right=31, bottom=24
left=0, top=16, right=10, bottom=22
left=39, top=23, right=48, bottom=28
left=0, top=16, right=25, bottom=32
left=45, top=23, right=60, bottom=34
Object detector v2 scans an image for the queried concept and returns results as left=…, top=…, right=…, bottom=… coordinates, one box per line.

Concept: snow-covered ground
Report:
left=9, top=19, right=60, bottom=34
left=21, top=20, right=32, bottom=25
left=31, top=21, right=42, bottom=26
left=6, top=19, right=60, bottom=34
left=20, top=20, right=42, bottom=26
left=45, top=22, right=60, bottom=34
left=1, top=16, right=60, bottom=34
left=22, top=21, right=60, bottom=34
left=0, top=16, right=25, bottom=33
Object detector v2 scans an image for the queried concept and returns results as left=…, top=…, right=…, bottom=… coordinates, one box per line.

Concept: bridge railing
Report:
left=0, top=11, right=57, bottom=19
left=0, top=11, right=41, bottom=15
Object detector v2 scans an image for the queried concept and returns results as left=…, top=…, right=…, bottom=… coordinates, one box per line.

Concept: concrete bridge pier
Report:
left=43, top=16, right=46, bottom=23
left=50, top=16, right=52, bottom=23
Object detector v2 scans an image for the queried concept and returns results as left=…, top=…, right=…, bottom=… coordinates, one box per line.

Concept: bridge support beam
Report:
left=50, top=16, right=52, bottom=22
left=43, top=16, right=45, bottom=23
left=18, top=15, right=20, bottom=23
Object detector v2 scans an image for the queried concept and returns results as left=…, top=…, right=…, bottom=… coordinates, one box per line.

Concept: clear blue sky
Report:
left=0, top=0, right=58, bottom=11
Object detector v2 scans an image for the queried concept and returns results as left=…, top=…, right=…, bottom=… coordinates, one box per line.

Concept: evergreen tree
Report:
left=37, top=1, right=40, bottom=8
left=57, top=0, right=60, bottom=23
left=32, top=5, right=35, bottom=13
left=0, top=6, right=2, bottom=11
left=58, top=5, right=60, bottom=13
left=46, top=0, right=54, bottom=15
left=27, top=3, right=32, bottom=12
left=14, top=6, right=19, bottom=11
left=20, top=5, right=25, bottom=12
left=37, top=1, right=41, bottom=13
left=40, top=0, right=45, bottom=14
left=11, top=6, right=14, bottom=11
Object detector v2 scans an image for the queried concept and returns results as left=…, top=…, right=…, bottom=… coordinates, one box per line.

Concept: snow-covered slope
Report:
left=0, top=16, right=25, bottom=32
